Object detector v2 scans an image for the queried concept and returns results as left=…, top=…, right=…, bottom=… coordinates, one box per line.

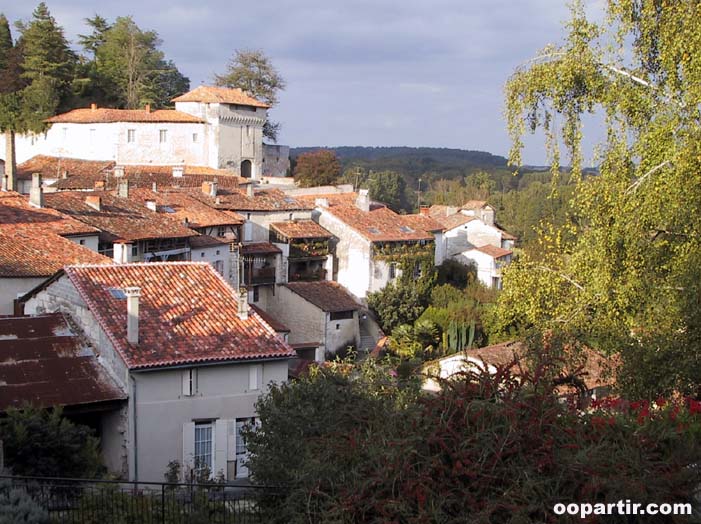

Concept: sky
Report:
left=1, top=0, right=606, bottom=165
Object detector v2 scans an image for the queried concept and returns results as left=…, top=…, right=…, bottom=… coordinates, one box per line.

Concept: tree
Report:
left=0, top=477, right=49, bottom=524
left=491, top=0, right=701, bottom=398
left=292, top=149, right=341, bottom=187
left=78, top=15, right=111, bottom=59
left=0, top=406, right=104, bottom=478
left=0, top=14, right=12, bottom=71
left=366, top=171, right=410, bottom=212
left=0, top=14, right=25, bottom=192
left=215, top=49, right=285, bottom=141
left=95, top=16, right=189, bottom=108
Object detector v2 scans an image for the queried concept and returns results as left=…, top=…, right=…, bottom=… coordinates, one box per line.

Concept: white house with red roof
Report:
left=20, top=262, right=296, bottom=482
left=2, top=86, right=268, bottom=185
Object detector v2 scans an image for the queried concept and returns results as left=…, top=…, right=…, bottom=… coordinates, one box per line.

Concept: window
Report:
left=127, top=129, right=136, bottom=143
left=330, top=310, right=354, bottom=321
left=288, top=213, right=293, bottom=220
left=213, top=260, right=224, bottom=275
left=201, top=252, right=205, bottom=258
left=192, top=132, right=198, bottom=143
left=389, top=263, right=397, bottom=280
left=217, top=226, right=226, bottom=237
left=182, top=368, right=197, bottom=396
left=335, top=323, right=340, bottom=330
left=194, top=422, right=213, bottom=474
left=159, top=129, right=167, bottom=143
left=131, top=245, right=138, bottom=257
left=252, top=286, right=259, bottom=303
left=79, top=239, right=86, bottom=245
left=249, top=364, right=261, bottom=390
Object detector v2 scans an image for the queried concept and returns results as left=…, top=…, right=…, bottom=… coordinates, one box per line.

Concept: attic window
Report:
left=108, top=288, right=126, bottom=300
left=399, top=226, right=414, bottom=233
left=367, top=227, right=381, bottom=235
left=162, top=206, right=176, bottom=213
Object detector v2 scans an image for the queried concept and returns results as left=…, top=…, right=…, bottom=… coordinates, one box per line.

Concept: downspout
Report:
left=129, top=372, right=138, bottom=482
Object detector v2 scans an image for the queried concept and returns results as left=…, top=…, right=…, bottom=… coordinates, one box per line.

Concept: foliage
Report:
left=247, top=356, right=701, bottom=523
left=0, top=477, right=49, bottom=524
left=215, top=49, right=285, bottom=141
left=94, top=16, right=189, bottom=108
left=493, top=0, right=701, bottom=397
left=365, top=170, right=411, bottom=212
left=436, top=258, right=474, bottom=288
left=0, top=406, right=104, bottom=479
left=293, top=149, right=341, bottom=187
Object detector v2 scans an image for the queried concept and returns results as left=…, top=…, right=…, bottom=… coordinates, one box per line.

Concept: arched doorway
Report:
left=240, top=159, right=252, bottom=178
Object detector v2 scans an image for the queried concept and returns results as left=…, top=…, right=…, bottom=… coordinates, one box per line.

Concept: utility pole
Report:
left=417, top=178, right=422, bottom=210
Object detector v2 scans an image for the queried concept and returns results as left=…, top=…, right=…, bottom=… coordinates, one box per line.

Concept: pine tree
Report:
left=0, top=14, right=12, bottom=71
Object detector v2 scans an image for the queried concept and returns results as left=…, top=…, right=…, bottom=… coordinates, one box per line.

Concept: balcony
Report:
left=242, top=266, right=276, bottom=286
left=289, top=267, right=327, bottom=282
left=289, top=239, right=329, bottom=259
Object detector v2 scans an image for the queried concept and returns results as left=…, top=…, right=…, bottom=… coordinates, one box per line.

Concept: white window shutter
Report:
left=214, top=419, right=228, bottom=480
left=249, top=365, right=260, bottom=391
left=182, top=422, right=195, bottom=474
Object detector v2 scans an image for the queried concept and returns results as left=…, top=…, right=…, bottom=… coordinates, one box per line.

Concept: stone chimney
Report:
left=91, top=103, right=97, bottom=111
left=114, top=165, right=125, bottom=178
left=172, top=165, right=184, bottom=178
left=61, top=170, right=68, bottom=179
left=202, top=181, right=217, bottom=197
left=144, top=103, right=151, bottom=113
left=94, top=180, right=105, bottom=191
left=124, top=287, right=141, bottom=345
left=246, top=183, right=254, bottom=197
left=29, top=173, right=44, bottom=208
left=355, top=189, right=370, bottom=212
left=145, top=200, right=157, bottom=212
left=117, top=180, right=129, bottom=198
left=238, top=287, right=249, bottom=320
left=419, top=205, right=430, bottom=216
left=86, top=195, right=101, bottom=211
left=315, top=197, right=329, bottom=208
left=152, top=182, right=158, bottom=193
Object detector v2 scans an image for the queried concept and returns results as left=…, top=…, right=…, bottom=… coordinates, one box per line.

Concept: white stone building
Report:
left=20, top=262, right=295, bottom=482
left=3, top=86, right=269, bottom=180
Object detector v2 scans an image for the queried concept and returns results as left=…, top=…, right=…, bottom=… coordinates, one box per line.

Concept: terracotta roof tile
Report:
left=284, top=281, right=360, bottom=312
left=0, top=230, right=111, bottom=277
left=461, top=200, right=489, bottom=210
left=64, top=262, right=296, bottom=369
left=402, top=214, right=444, bottom=233
left=434, top=213, right=477, bottom=230
left=474, top=245, right=512, bottom=259
left=188, top=235, right=230, bottom=249
left=172, top=86, right=269, bottom=108
left=44, top=191, right=198, bottom=243
left=17, top=155, right=113, bottom=181
left=270, top=220, right=332, bottom=239
left=192, top=188, right=313, bottom=212
left=46, top=107, right=205, bottom=124
left=241, top=242, right=281, bottom=255
left=0, top=191, right=99, bottom=237
left=0, top=313, right=125, bottom=411
left=250, top=305, right=290, bottom=333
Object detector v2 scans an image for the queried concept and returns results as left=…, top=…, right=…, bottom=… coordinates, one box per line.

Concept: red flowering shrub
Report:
left=247, top=360, right=701, bottom=523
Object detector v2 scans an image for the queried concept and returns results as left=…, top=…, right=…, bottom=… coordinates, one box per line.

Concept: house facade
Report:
left=20, top=262, right=295, bottom=482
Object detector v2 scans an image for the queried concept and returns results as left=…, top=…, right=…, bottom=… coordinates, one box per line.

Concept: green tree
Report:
left=493, top=0, right=701, bottom=398
left=0, top=14, right=12, bottom=71
left=0, top=406, right=104, bottom=478
left=78, top=15, right=111, bottom=59
left=215, top=49, right=285, bottom=141
left=95, top=16, right=189, bottom=108
left=366, top=170, right=410, bottom=212
left=293, top=149, right=341, bottom=187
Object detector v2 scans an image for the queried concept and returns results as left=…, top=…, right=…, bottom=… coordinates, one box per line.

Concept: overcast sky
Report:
left=2, top=0, right=605, bottom=164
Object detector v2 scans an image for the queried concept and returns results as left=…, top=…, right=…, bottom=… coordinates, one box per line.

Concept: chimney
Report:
left=1, top=175, right=7, bottom=192
left=124, top=287, right=141, bottom=345
left=419, top=205, right=430, bottom=216
left=152, top=182, right=157, bottom=193
left=315, top=197, right=329, bottom=208
left=238, top=287, right=249, bottom=320
left=202, top=181, right=217, bottom=197
left=172, top=165, right=184, bottom=178
left=355, top=189, right=370, bottom=212
left=86, top=195, right=101, bottom=211
left=94, top=180, right=105, bottom=191
left=61, top=169, right=68, bottom=179
left=91, top=103, right=97, bottom=111
left=29, top=173, right=44, bottom=208
left=145, top=200, right=157, bottom=212
left=114, top=165, right=125, bottom=178
left=117, top=179, right=129, bottom=198
left=246, top=183, right=254, bottom=197
left=144, top=103, right=151, bottom=113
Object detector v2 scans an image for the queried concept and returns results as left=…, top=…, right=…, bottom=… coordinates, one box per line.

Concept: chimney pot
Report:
left=419, top=205, right=430, bottom=216
left=246, top=183, right=254, bottom=197
left=117, top=180, right=129, bottom=198
left=94, top=180, right=105, bottom=191
left=91, top=103, right=97, bottom=111
left=355, top=189, right=370, bottom=212
left=152, top=182, right=157, bottom=193
left=172, top=165, right=184, bottom=178
left=114, top=165, right=125, bottom=178
left=86, top=195, right=101, bottom=211
left=144, top=103, right=151, bottom=113
left=124, top=287, right=141, bottom=345
left=145, top=200, right=157, bottom=212
left=29, top=173, right=44, bottom=208
left=315, top=197, right=329, bottom=208
left=201, top=180, right=218, bottom=197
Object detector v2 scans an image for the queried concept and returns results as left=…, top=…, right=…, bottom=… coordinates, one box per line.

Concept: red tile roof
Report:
left=322, top=202, right=435, bottom=242
left=462, top=200, right=489, bottom=210
left=402, top=213, right=444, bottom=233
left=17, top=155, right=113, bottom=181
left=172, top=85, right=269, bottom=108
left=188, top=235, right=230, bottom=249
left=241, top=242, right=282, bottom=255
left=0, top=313, right=125, bottom=411
left=270, top=220, right=332, bottom=239
left=64, top=262, right=296, bottom=369
left=0, top=230, right=111, bottom=277
left=434, top=213, right=477, bottom=230
left=474, top=245, right=512, bottom=259
left=250, top=304, right=290, bottom=333
left=0, top=191, right=99, bottom=237
left=128, top=188, right=244, bottom=228
left=284, top=281, right=359, bottom=312
left=44, top=191, right=198, bottom=243
left=46, top=107, right=205, bottom=124
left=192, top=188, right=313, bottom=212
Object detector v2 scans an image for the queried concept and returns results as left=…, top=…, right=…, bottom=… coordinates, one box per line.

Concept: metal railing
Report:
left=0, top=475, right=281, bottom=524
